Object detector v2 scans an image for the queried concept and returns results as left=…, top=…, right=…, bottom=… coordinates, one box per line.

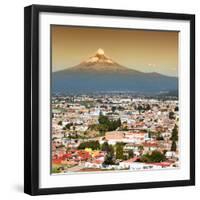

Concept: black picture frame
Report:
left=24, top=4, right=195, bottom=196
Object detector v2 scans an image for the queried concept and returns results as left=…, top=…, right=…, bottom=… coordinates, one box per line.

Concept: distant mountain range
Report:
left=52, top=48, right=178, bottom=95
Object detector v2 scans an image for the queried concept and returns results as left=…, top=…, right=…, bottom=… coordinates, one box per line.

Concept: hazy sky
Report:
left=51, top=25, right=178, bottom=76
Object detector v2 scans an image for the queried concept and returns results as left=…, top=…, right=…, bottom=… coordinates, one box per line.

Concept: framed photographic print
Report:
left=24, top=4, right=195, bottom=195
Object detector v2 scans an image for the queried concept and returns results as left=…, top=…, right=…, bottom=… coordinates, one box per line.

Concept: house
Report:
left=84, top=159, right=104, bottom=168
left=105, top=131, right=125, bottom=145
left=165, top=151, right=176, bottom=158
left=119, top=157, right=138, bottom=168
left=142, top=142, right=158, bottom=153
left=105, top=131, right=149, bottom=145
left=148, top=161, right=173, bottom=168
left=124, top=131, right=149, bottom=144
left=124, top=143, right=139, bottom=151
left=129, top=162, right=162, bottom=170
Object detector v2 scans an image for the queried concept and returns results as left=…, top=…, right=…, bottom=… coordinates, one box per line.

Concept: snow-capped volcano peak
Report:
left=67, top=48, right=134, bottom=73
left=84, top=48, right=114, bottom=64
left=96, top=48, right=105, bottom=56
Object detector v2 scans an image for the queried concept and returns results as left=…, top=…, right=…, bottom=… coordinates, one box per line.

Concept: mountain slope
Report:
left=66, top=48, right=138, bottom=74
left=52, top=48, right=178, bottom=94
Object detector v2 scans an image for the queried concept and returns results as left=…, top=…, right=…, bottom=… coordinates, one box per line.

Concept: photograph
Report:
left=24, top=5, right=195, bottom=195
left=51, top=26, right=179, bottom=174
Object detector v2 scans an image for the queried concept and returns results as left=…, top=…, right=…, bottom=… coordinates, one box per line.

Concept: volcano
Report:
left=65, top=48, right=137, bottom=73
left=52, top=48, right=178, bottom=94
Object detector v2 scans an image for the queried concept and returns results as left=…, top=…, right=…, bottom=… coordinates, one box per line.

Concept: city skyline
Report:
left=51, top=25, right=178, bottom=77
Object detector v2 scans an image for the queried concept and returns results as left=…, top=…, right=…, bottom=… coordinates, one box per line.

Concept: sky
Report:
left=51, top=25, right=178, bottom=77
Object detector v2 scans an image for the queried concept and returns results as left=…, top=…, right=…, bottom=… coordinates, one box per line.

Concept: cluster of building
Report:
left=51, top=94, right=179, bottom=173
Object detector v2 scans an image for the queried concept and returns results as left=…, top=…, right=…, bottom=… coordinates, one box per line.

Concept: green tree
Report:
left=52, top=167, right=60, bottom=173
left=58, top=120, right=62, bottom=126
left=171, top=141, right=177, bottom=151
left=98, top=124, right=109, bottom=134
left=98, top=111, right=109, bottom=125
left=103, top=144, right=115, bottom=165
left=174, top=106, right=179, bottom=111
left=138, top=145, right=144, bottom=151
left=116, top=118, right=121, bottom=127
left=140, top=151, right=166, bottom=163
left=98, top=112, right=121, bottom=131
left=101, top=142, right=110, bottom=152
left=148, top=130, right=152, bottom=138
left=65, top=123, right=72, bottom=130
left=118, top=106, right=125, bottom=111
left=73, top=126, right=76, bottom=131
left=137, top=105, right=143, bottom=114
left=145, top=104, right=151, bottom=110
left=128, top=150, right=134, bottom=159
left=78, top=141, right=100, bottom=150
left=169, top=111, right=175, bottom=119
left=109, top=144, right=114, bottom=155
left=103, top=152, right=115, bottom=165
left=156, top=132, right=164, bottom=140
left=170, top=125, right=178, bottom=141
left=115, top=143, right=124, bottom=160
left=121, top=126, right=128, bottom=131
left=112, top=106, right=116, bottom=113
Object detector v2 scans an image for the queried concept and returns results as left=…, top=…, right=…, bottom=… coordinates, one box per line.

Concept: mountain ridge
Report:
left=52, top=48, right=178, bottom=94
